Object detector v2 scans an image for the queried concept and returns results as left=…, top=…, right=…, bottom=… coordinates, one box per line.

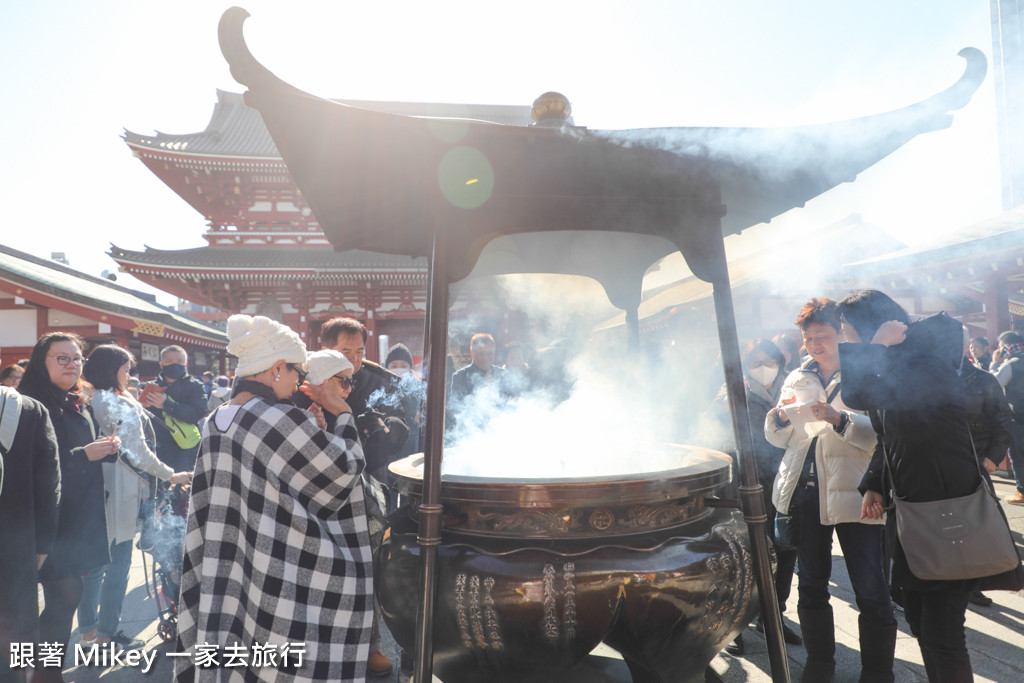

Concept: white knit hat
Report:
left=226, top=315, right=307, bottom=378
left=303, top=350, right=354, bottom=385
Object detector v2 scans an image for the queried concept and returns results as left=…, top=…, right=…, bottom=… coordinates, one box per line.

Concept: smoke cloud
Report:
left=440, top=269, right=726, bottom=479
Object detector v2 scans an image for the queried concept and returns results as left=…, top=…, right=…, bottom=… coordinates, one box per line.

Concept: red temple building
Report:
left=113, top=91, right=534, bottom=361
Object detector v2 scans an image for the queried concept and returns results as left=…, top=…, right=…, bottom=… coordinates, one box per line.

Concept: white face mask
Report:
left=390, top=367, right=410, bottom=378
left=749, top=365, right=779, bottom=388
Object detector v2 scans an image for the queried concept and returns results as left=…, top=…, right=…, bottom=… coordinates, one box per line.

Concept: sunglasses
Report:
left=333, top=375, right=356, bottom=389
left=49, top=354, right=84, bottom=367
left=286, top=363, right=308, bottom=384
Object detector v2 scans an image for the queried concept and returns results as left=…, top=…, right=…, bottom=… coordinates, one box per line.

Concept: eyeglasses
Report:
left=48, top=354, right=84, bottom=367
left=748, top=359, right=778, bottom=369
left=286, top=363, right=308, bottom=384
left=332, top=375, right=356, bottom=389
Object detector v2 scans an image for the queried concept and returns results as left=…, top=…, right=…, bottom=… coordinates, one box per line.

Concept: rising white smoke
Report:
left=440, top=270, right=726, bottom=478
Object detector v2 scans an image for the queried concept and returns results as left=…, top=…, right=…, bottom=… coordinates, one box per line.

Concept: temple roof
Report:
left=0, top=244, right=228, bottom=346
left=841, top=205, right=1024, bottom=276
left=123, top=90, right=534, bottom=158
left=109, top=244, right=427, bottom=272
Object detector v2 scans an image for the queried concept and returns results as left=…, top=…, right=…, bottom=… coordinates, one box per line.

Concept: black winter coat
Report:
left=0, top=389, right=59, bottom=654
left=324, top=360, right=410, bottom=482
left=960, top=357, right=1012, bottom=469
left=708, top=372, right=786, bottom=490
left=35, top=393, right=110, bottom=580
left=842, top=313, right=980, bottom=592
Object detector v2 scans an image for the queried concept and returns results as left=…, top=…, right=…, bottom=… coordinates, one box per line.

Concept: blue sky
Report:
left=0, top=1, right=999, bottom=304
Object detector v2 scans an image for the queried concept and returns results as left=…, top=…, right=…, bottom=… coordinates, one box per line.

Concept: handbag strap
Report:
left=965, top=429, right=1000, bottom=500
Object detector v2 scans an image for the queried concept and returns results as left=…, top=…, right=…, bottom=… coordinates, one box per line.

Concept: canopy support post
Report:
left=711, top=271, right=791, bottom=683
left=413, top=225, right=451, bottom=683
left=626, top=305, right=640, bottom=352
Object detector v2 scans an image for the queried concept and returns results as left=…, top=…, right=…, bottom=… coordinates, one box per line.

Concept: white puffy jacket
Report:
left=765, top=362, right=881, bottom=526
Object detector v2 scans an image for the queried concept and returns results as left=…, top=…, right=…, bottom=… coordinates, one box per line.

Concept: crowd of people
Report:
left=706, top=291, right=1024, bottom=683
left=0, top=313, right=530, bottom=682
left=3, top=296, right=1024, bottom=682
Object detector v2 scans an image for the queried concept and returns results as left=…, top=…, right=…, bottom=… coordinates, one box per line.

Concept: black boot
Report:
left=725, top=632, right=745, bottom=656
left=857, top=615, right=896, bottom=683
left=798, top=605, right=835, bottom=683
left=920, top=644, right=973, bottom=683
left=756, top=616, right=803, bottom=645
left=967, top=590, right=992, bottom=607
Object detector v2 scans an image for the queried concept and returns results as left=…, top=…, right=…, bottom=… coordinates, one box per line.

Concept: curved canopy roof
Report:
left=217, top=7, right=985, bottom=301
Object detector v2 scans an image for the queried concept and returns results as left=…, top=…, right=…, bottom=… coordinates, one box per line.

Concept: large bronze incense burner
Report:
left=380, top=448, right=755, bottom=683
left=216, top=9, right=986, bottom=681
left=390, top=445, right=731, bottom=538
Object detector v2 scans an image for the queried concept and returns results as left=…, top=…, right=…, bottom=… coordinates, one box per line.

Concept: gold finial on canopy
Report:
left=531, top=91, right=572, bottom=126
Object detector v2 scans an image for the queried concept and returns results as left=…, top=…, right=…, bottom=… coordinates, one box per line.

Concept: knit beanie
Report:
left=304, top=350, right=354, bottom=385
left=385, top=343, right=414, bottom=369
left=226, top=315, right=307, bottom=378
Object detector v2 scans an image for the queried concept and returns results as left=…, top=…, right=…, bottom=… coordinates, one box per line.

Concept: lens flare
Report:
left=438, top=147, right=494, bottom=209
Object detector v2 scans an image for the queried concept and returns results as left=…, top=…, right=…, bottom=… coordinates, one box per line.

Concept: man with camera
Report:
left=318, top=317, right=409, bottom=676
left=139, top=345, right=207, bottom=473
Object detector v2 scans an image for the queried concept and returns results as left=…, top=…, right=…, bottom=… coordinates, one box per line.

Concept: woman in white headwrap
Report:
left=175, top=316, right=372, bottom=683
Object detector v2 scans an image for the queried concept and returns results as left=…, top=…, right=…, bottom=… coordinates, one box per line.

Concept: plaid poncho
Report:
left=175, top=398, right=372, bottom=682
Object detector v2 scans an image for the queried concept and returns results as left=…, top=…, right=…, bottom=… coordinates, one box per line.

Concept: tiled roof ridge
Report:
left=108, top=243, right=427, bottom=269
left=845, top=210, right=1024, bottom=269
left=0, top=243, right=226, bottom=341
left=2, top=242, right=154, bottom=299
left=212, top=88, right=533, bottom=112
left=123, top=90, right=535, bottom=156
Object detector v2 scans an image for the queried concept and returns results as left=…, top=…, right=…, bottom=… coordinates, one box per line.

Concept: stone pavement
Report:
left=704, top=470, right=1024, bottom=683
left=41, top=470, right=1024, bottom=682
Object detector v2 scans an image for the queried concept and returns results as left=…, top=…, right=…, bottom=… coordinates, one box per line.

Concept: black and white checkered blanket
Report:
left=175, top=398, right=373, bottom=682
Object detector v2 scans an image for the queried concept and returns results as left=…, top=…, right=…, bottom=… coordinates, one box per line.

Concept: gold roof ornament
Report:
left=531, top=92, right=572, bottom=126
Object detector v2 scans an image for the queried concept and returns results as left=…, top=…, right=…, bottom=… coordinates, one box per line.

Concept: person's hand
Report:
left=84, top=436, right=121, bottom=461
left=984, top=458, right=999, bottom=475
left=861, top=490, right=885, bottom=520
left=775, top=394, right=796, bottom=422
left=870, top=321, right=908, bottom=347
left=809, top=402, right=842, bottom=426
left=146, top=391, right=167, bottom=409
left=169, top=472, right=193, bottom=486
left=299, top=381, right=352, bottom=417
left=993, top=347, right=1006, bottom=364
left=308, top=403, right=328, bottom=430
